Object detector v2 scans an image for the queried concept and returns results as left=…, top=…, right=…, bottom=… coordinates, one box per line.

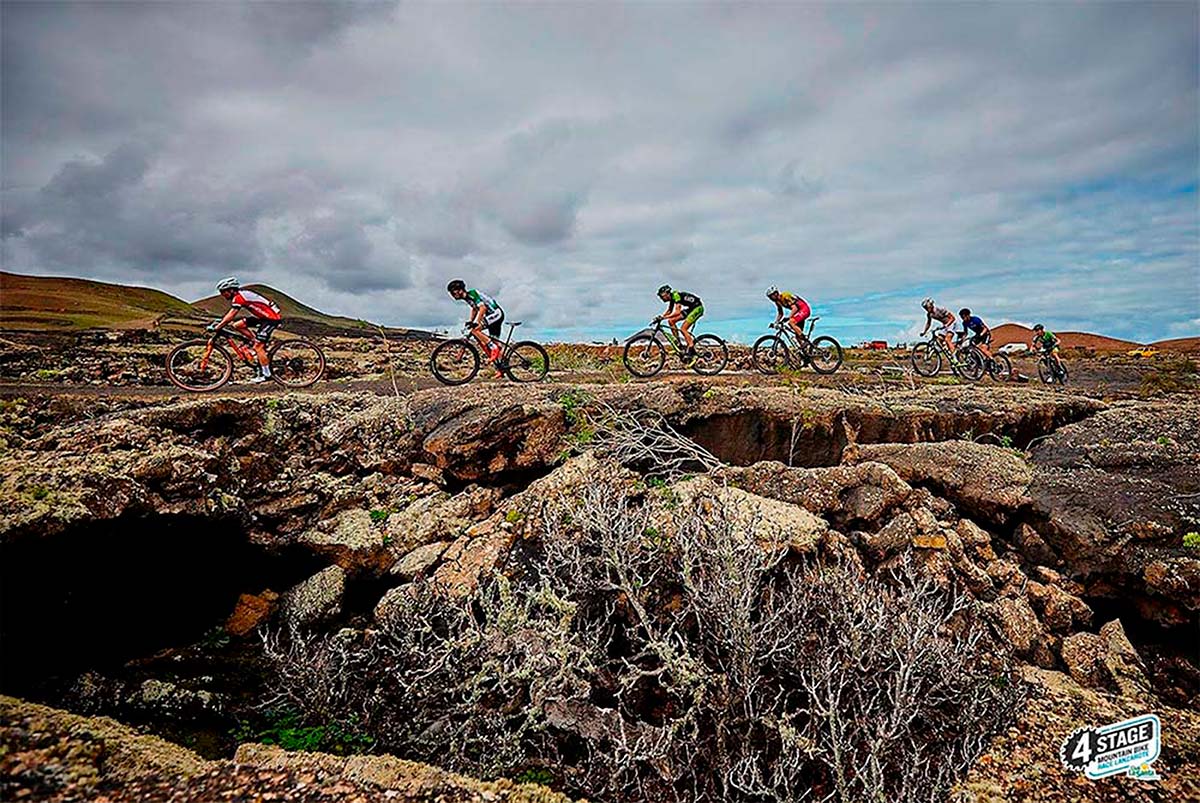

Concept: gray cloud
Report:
left=1, top=2, right=1195, bottom=339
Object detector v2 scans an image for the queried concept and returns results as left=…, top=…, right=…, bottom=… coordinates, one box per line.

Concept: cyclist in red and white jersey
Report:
left=212, top=276, right=282, bottom=383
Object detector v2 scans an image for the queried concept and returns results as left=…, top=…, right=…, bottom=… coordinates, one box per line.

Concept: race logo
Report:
left=1060, top=714, right=1161, bottom=780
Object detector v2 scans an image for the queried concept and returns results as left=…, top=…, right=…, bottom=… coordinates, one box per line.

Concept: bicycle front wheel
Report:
left=987, top=353, right=1012, bottom=381
left=505, top=341, right=550, bottom=383
left=809, top=336, right=844, bottom=374
left=910, top=343, right=942, bottom=377
left=270, top=339, right=326, bottom=388
left=166, top=340, right=233, bottom=392
left=623, top=335, right=666, bottom=378
left=431, top=339, right=481, bottom=385
left=752, top=334, right=790, bottom=375
left=690, top=334, right=729, bottom=375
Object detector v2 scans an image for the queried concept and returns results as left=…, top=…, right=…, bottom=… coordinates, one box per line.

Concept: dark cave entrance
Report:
left=0, top=514, right=322, bottom=697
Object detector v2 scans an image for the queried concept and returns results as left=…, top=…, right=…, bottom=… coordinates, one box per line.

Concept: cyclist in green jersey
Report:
left=1031, top=324, right=1064, bottom=374
left=656, top=284, right=703, bottom=357
left=447, top=279, right=505, bottom=374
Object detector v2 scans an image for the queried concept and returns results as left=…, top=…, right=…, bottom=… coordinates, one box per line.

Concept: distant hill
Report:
left=1150, top=337, right=1200, bottom=353
left=0, top=271, right=431, bottom=339
left=990, top=323, right=1141, bottom=351
left=0, top=271, right=204, bottom=331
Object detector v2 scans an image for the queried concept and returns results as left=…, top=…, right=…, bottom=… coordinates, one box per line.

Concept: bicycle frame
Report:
left=463, top=321, right=519, bottom=357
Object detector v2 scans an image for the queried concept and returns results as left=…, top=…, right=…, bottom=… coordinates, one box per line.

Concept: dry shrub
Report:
left=263, top=488, right=1024, bottom=802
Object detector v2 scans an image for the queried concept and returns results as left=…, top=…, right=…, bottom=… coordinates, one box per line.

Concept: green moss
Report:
left=1184, top=532, right=1200, bottom=550
left=369, top=508, right=392, bottom=523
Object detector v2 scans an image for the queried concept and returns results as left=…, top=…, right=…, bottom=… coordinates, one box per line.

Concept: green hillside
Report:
left=0, top=271, right=203, bottom=331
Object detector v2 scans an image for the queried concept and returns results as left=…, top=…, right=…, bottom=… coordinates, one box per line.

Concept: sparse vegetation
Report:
left=232, top=706, right=375, bottom=755
left=369, top=508, right=392, bottom=524
left=1184, top=532, right=1200, bottom=550
left=263, top=489, right=1025, bottom=803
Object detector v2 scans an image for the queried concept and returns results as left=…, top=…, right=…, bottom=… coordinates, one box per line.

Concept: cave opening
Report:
left=0, top=514, right=323, bottom=698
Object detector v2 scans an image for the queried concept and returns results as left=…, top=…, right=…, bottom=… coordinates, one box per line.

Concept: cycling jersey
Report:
left=671, top=290, right=701, bottom=310
left=463, top=288, right=501, bottom=313
left=1035, top=331, right=1059, bottom=351
left=777, top=291, right=806, bottom=308
left=231, top=289, right=282, bottom=321
left=962, top=315, right=987, bottom=334
left=927, top=306, right=954, bottom=325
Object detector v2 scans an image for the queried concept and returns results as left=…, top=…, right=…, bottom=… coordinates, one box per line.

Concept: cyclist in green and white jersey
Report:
left=656, top=284, right=703, bottom=358
left=447, top=279, right=504, bottom=370
left=1031, top=324, right=1064, bottom=374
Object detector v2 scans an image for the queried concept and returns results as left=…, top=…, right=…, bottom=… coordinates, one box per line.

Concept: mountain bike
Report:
left=751, top=317, right=844, bottom=375
left=1036, top=350, right=1069, bottom=384
left=623, top=319, right=729, bottom=377
left=430, top=321, right=549, bottom=385
left=974, top=347, right=1012, bottom=381
left=166, top=323, right=326, bottom=392
left=910, top=333, right=984, bottom=380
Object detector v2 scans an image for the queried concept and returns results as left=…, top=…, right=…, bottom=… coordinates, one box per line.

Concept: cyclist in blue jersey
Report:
left=958, top=308, right=995, bottom=364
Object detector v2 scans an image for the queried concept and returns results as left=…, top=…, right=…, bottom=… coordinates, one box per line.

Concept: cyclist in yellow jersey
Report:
left=766, top=286, right=811, bottom=342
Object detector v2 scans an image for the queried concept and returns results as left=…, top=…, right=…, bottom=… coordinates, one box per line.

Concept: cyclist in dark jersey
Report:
left=656, top=284, right=703, bottom=358
left=1031, top=324, right=1064, bottom=374
left=212, top=276, right=282, bottom=383
left=958, top=308, right=995, bottom=363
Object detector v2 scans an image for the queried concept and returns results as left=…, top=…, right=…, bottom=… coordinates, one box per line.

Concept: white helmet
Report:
left=216, top=276, right=240, bottom=292
left=921, top=297, right=933, bottom=308
left=766, top=285, right=779, bottom=296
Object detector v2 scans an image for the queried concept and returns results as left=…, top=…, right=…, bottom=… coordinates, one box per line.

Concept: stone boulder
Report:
left=719, top=460, right=912, bottom=528
left=1060, top=619, right=1153, bottom=703
left=280, top=566, right=344, bottom=630
left=846, top=440, right=1032, bottom=526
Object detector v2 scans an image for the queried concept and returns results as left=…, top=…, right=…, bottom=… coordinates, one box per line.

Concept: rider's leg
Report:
left=680, top=307, right=701, bottom=350
left=789, top=308, right=808, bottom=341
left=664, top=311, right=684, bottom=346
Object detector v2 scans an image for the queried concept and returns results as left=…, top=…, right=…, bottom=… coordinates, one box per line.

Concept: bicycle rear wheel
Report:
left=809, top=336, right=844, bottom=374
left=431, top=339, right=481, bottom=385
left=270, top=339, right=326, bottom=388
left=955, top=349, right=985, bottom=381
left=623, top=335, right=666, bottom=378
left=752, top=334, right=789, bottom=375
left=910, top=343, right=942, bottom=377
left=690, top=334, right=729, bottom=375
left=505, top=341, right=550, bottom=382
left=166, top=340, right=233, bottom=392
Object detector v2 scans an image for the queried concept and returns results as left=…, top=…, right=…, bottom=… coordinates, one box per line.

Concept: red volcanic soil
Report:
left=1150, top=337, right=1200, bottom=353
left=990, top=323, right=1141, bottom=351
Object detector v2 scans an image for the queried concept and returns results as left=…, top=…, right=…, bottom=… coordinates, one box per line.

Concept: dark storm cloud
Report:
left=1, top=2, right=1196, bottom=338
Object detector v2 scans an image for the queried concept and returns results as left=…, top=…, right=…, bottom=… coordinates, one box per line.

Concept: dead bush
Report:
left=263, top=487, right=1024, bottom=802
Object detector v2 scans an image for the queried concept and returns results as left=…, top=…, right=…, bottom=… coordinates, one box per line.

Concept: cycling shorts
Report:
left=242, top=317, right=280, bottom=344
left=790, top=298, right=811, bottom=325
left=970, top=332, right=991, bottom=346
left=935, top=321, right=956, bottom=336
left=478, top=307, right=504, bottom=338
left=683, top=305, right=704, bottom=325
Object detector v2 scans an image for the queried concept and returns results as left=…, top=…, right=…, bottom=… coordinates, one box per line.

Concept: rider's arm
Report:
left=216, top=307, right=239, bottom=328
left=774, top=301, right=784, bottom=323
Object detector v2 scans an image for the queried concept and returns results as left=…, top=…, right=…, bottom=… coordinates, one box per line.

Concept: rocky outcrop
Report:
left=1028, top=402, right=1200, bottom=625
left=281, top=566, right=345, bottom=630
left=845, top=440, right=1032, bottom=526
left=0, top=695, right=571, bottom=802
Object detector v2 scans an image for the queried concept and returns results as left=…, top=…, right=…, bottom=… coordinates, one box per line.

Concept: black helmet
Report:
left=1033, top=323, right=1044, bottom=331
left=959, top=308, right=971, bottom=317
left=657, top=284, right=671, bottom=296
left=447, top=279, right=466, bottom=293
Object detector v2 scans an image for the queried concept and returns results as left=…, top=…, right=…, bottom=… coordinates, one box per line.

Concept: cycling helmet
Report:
left=1033, top=323, right=1044, bottom=331
left=447, top=279, right=466, bottom=293
left=216, top=276, right=240, bottom=292
left=921, top=297, right=933, bottom=308
left=657, top=284, right=672, bottom=296
left=959, top=308, right=971, bottom=317
left=766, top=285, right=779, bottom=297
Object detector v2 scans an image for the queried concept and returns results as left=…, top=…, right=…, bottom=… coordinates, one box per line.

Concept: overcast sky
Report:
left=2, top=1, right=1197, bottom=343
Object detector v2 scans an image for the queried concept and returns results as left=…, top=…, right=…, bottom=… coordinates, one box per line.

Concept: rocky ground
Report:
left=1, top=380, right=1198, bottom=801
